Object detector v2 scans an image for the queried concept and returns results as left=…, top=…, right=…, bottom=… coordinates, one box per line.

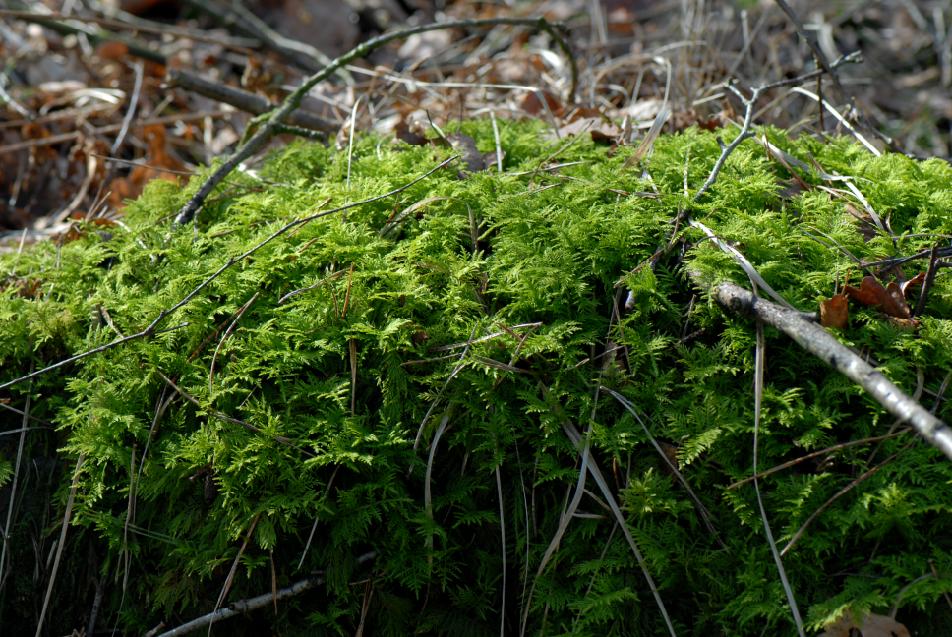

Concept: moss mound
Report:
left=3, top=121, right=952, bottom=635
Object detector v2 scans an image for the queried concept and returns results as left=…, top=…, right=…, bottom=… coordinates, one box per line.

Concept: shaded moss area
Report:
left=2, top=121, right=952, bottom=635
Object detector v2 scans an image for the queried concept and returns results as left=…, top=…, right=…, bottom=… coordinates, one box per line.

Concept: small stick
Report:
left=780, top=453, right=899, bottom=556
left=156, top=552, right=376, bottom=636
left=913, top=243, right=941, bottom=317
left=727, top=430, right=908, bottom=489
left=184, top=0, right=340, bottom=77
left=173, top=17, right=576, bottom=226
left=167, top=70, right=334, bottom=133
left=9, top=10, right=166, bottom=64
left=711, top=281, right=952, bottom=460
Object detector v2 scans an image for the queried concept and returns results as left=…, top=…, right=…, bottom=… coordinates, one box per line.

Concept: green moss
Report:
left=2, top=120, right=952, bottom=634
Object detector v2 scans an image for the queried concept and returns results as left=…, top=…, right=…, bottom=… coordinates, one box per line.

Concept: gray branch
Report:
left=157, top=552, right=376, bottom=636
left=712, top=281, right=952, bottom=460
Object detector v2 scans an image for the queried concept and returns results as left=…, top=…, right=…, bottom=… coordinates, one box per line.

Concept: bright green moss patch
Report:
left=2, top=120, right=952, bottom=634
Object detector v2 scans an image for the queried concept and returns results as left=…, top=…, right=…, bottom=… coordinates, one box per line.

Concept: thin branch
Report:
left=183, top=0, right=341, bottom=77
left=780, top=453, right=899, bottom=557
left=156, top=552, right=376, bottom=637
left=0, top=157, right=456, bottom=395
left=167, top=70, right=334, bottom=134
left=7, top=9, right=166, bottom=63
left=693, top=52, right=861, bottom=205
left=711, top=281, right=952, bottom=461
left=173, top=17, right=576, bottom=225
left=0, top=8, right=257, bottom=50
left=727, top=430, right=908, bottom=489
left=913, top=243, right=942, bottom=317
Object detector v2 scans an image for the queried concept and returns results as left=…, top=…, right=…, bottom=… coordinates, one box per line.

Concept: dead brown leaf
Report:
left=843, top=275, right=911, bottom=319
left=819, top=293, right=849, bottom=328
left=819, top=611, right=910, bottom=637
left=556, top=116, right=621, bottom=143
left=519, top=90, right=563, bottom=117
left=900, top=271, right=925, bottom=297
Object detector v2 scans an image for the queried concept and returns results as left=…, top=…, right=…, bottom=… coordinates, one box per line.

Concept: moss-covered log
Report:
left=2, top=121, right=952, bottom=635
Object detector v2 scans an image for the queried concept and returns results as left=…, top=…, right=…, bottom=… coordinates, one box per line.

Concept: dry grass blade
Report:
left=751, top=322, right=806, bottom=635
left=528, top=384, right=677, bottom=636
left=0, top=390, right=29, bottom=594
left=602, top=387, right=725, bottom=547
left=495, top=466, right=507, bottom=637
left=35, top=454, right=85, bottom=637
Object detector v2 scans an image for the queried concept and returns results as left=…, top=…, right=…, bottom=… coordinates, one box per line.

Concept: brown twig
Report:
left=173, top=17, right=577, bottom=226
left=913, top=242, right=942, bottom=317
left=0, top=8, right=258, bottom=50
left=183, top=0, right=339, bottom=76
left=167, top=70, right=334, bottom=134
left=6, top=7, right=166, bottom=64
left=0, top=109, right=233, bottom=154
left=780, top=452, right=899, bottom=557
left=727, top=430, right=909, bottom=490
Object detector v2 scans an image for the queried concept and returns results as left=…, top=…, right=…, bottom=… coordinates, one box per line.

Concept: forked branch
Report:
left=173, top=16, right=577, bottom=225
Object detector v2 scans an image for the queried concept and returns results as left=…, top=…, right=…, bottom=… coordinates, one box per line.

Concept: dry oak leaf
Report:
left=819, top=611, right=910, bottom=637
left=819, top=293, right=849, bottom=329
left=843, top=275, right=911, bottom=319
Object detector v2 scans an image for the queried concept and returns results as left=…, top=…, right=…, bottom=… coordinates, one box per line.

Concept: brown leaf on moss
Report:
left=556, top=116, right=621, bottom=143
left=819, top=293, right=849, bottom=328
left=900, top=271, right=925, bottom=297
left=843, top=275, right=911, bottom=319
left=519, top=90, right=563, bottom=117
left=819, top=612, right=910, bottom=637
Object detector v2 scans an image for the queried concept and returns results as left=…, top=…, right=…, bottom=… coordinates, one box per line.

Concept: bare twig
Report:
left=913, top=243, right=942, bottom=317
left=183, top=0, right=341, bottom=77
left=727, top=430, right=908, bottom=489
left=0, top=8, right=257, bottom=50
left=780, top=453, right=899, bottom=557
left=711, top=281, right=952, bottom=460
left=0, top=157, right=456, bottom=394
left=167, top=70, right=334, bottom=134
left=773, top=0, right=849, bottom=98
left=6, top=7, right=165, bottom=63
left=0, top=109, right=233, bottom=154
left=156, top=551, right=376, bottom=637
left=173, top=17, right=576, bottom=225
left=694, top=52, right=861, bottom=204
